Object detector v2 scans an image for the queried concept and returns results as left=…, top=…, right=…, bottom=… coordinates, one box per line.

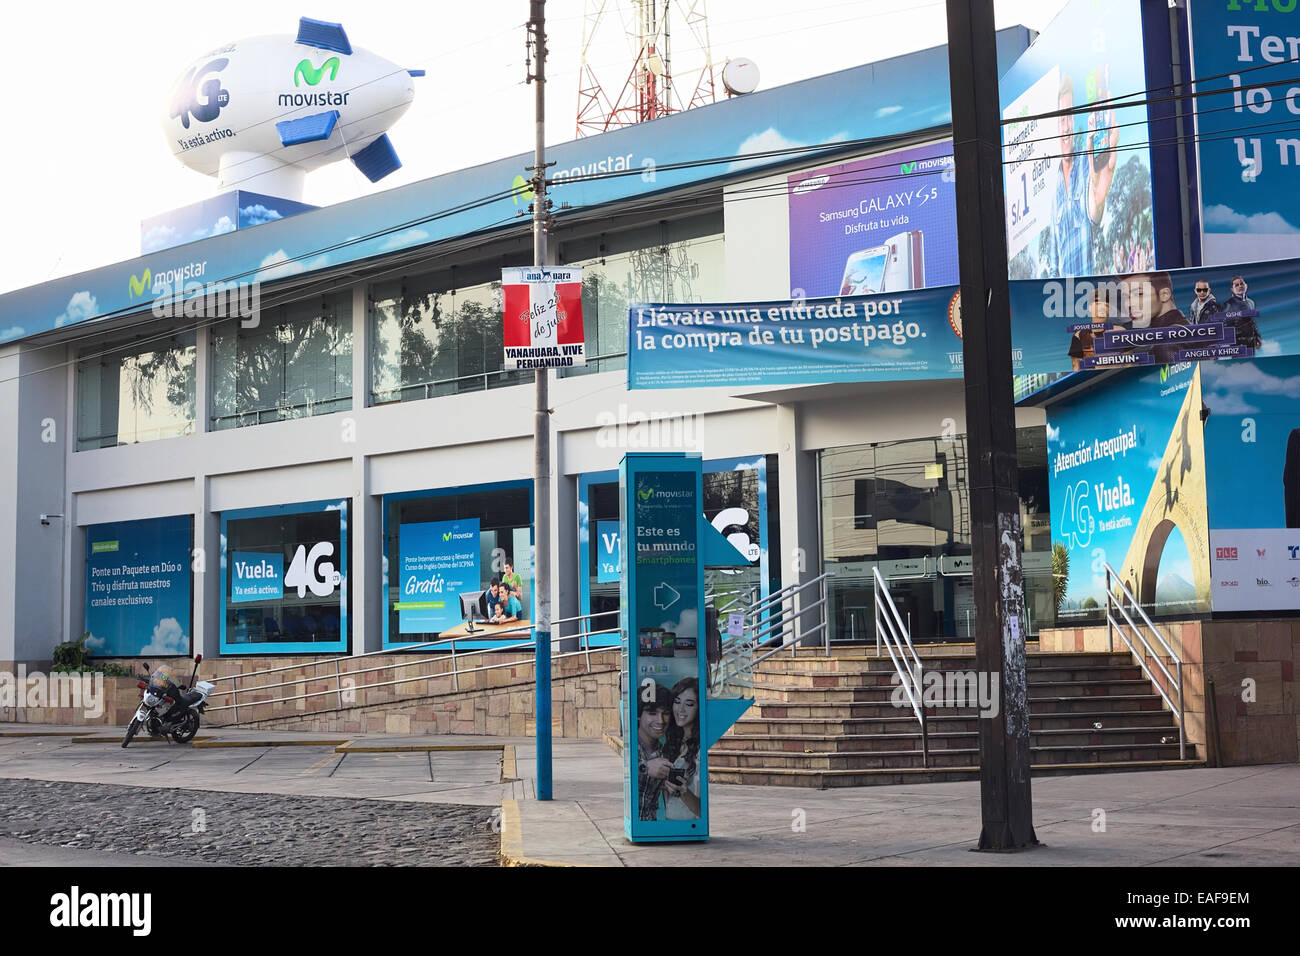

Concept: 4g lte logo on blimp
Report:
left=169, top=57, right=231, bottom=129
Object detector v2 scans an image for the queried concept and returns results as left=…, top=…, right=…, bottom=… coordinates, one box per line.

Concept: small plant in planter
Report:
left=51, top=633, right=133, bottom=677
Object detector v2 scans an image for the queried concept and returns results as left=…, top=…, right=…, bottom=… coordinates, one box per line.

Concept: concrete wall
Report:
left=1041, top=619, right=1300, bottom=766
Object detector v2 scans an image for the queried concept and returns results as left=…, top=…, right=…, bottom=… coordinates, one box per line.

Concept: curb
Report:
left=498, top=798, right=575, bottom=867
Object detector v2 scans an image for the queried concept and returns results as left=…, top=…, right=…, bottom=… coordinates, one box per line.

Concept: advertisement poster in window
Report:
left=221, top=499, right=347, bottom=654
left=396, top=519, right=481, bottom=633
left=85, top=515, right=193, bottom=657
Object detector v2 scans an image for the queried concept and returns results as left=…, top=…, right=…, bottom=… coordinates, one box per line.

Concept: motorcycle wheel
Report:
left=122, top=717, right=141, bottom=749
left=171, top=711, right=200, bottom=745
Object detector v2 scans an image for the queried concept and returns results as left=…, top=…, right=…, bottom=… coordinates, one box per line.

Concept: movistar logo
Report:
left=512, top=174, right=534, bottom=205
left=295, top=57, right=341, bottom=87
left=1159, top=365, right=1170, bottom=383
left=128, top=269, right=152, bottom=298
left=442, top=532, right=452, bottom=541
left=638, top=487, right=655, bottom=502
left=900, top=161, right=918, bottom=174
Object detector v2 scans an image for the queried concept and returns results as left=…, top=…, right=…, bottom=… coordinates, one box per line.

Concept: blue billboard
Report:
left=787, top=140, right=957, bottom=298
left=1000, top=0, right=1156, bottom=281
left=1045, top=363, right=1210, bottom=620
left=1187, top=0, right=1300, bottom=265
left=1202, top=355, right=1300, bottom=611
left=84, top=515, right=192, bottom=657
left=395, top=518, right=481, bottom=634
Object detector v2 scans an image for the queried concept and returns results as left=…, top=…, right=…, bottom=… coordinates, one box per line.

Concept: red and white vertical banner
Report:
left=501, top=266, right=585, bottom=369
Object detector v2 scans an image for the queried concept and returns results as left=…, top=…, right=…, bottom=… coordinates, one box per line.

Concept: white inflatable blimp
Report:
left=163, top=17, right=422, bottom=199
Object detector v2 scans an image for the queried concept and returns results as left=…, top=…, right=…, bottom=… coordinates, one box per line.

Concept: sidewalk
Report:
left=3, top=723, right=1297, bottom=866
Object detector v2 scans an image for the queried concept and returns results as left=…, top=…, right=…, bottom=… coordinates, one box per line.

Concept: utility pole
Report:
left=527, top=0, right=553, bottom=801
left=945, top=0, right=1036, bottom=850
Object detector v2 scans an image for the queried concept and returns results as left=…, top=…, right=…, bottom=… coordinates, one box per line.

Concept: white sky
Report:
left=0, top=0, right=1068, bottom=295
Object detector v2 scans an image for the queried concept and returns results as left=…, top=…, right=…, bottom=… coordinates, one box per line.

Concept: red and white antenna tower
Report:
left=575, top=0, right=717, bottom=137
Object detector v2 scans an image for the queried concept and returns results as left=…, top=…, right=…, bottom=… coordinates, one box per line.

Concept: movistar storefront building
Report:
left=1, top=12, right=1200, bottom=669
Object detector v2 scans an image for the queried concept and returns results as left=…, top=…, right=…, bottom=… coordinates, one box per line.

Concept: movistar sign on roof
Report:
left=0, top=28, right=1030, bottom=345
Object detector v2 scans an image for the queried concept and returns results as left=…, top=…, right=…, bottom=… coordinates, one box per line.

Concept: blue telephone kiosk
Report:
left=620, top=452, right=753, bottom=843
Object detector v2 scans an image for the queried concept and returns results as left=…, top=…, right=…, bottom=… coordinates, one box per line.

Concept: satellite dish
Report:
left=722, top=57, right=759, bottom=95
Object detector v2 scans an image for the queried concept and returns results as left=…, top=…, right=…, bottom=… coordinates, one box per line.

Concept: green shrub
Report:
left=51, top=632, right=135, bottom=677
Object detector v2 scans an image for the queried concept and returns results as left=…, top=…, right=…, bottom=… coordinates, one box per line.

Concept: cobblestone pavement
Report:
left=0, top=778, right=501, bottom=866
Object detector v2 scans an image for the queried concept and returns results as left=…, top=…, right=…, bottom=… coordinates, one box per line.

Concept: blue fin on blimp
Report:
left=296, top=17, right=353, bottom=55
left=408, top=69, right=426, bottom=77
left=276, top=110, right=340, bottom=147
left=352, top=133, right=402, bottom=182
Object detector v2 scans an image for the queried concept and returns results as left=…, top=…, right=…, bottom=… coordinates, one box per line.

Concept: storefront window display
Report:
left=382, top=481, right=533, bottom=650
left=820, top=428, right=1053, bottom=643
left=220, top=499, right=349, bottom=654
left=84, top=514, right=193, bottom=657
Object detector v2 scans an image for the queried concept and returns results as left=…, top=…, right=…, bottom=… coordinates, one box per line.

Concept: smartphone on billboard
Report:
left=882, top=230, right=925, bottom=291
left=840, top=246, right=888, bottom=295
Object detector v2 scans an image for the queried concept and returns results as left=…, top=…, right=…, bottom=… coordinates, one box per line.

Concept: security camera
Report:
left=40, top=513, right=63, bottom=526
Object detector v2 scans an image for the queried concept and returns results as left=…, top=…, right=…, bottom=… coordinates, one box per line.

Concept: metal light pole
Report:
left=528, top=0, right=553, bottom=802
left=945, top=0, right=1036, bottom=850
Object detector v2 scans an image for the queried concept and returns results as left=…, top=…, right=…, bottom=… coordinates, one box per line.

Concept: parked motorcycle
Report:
left=122, top=655, right=214, bottom=748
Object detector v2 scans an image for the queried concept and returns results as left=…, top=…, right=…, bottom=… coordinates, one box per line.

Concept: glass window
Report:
left=76, top=333, right=196, bottom=450
left=820, top=427, right=1051, bottom=644
left=383, top=484, right=533, bottom=649
left=370, top=274, right=529, bottom=405
left=221, top=499, right=349, bottom=654
left=210, top=293, right=352, bottom=430
left=561, top=215, right=726, bottom=378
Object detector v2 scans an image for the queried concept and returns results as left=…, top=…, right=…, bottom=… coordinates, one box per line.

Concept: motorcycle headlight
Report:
left=143, top=692, right=160, bottom=705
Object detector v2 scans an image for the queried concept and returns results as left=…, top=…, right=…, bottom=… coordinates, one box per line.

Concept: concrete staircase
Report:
left=708, top=647, right=1203, bottom=787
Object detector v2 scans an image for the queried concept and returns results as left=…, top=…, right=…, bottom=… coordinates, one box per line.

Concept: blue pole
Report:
left=536, top=626, right=552, bottom=799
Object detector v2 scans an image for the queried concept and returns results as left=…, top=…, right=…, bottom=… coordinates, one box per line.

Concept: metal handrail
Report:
left=208, top=641, right=620, bottom=717
left=1104, top=563, right=1186, bottom=760
left=873, top=566, right=928, bottom=767
left=206, top=609, right=614, bottom=684
left=746, top=572, right=834, bottom=664
left=207, top=611, right=619, bottom=722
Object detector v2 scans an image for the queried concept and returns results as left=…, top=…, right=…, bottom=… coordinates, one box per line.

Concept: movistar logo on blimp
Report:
left=295, top=56, right=341, bottom=86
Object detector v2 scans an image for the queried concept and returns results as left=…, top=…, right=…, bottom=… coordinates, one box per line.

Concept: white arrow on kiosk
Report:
left=653, top=582, right=680, bottom=610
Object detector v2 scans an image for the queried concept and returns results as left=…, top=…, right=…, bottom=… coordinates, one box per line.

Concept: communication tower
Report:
left=575, top=0, right=718, bottom=136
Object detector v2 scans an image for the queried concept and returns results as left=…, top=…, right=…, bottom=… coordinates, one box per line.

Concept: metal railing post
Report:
left=450, top=638, right=459, bottom=691
left=822, top=574, right=830, bottom=657
left=1177, top=659, right=1185, bottom=760
left=231, top=674, right=239, bottom=723
left=920, top=705, right=930, bottom=769
left=1106, top=566, right=1114, bottom=652
left=334, top=659, right=344, bottom=709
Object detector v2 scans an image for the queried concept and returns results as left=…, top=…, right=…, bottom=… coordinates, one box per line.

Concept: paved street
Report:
left=0, top=778, right=498, bottom=867
left=2, top=724, right=1297, bottom=868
